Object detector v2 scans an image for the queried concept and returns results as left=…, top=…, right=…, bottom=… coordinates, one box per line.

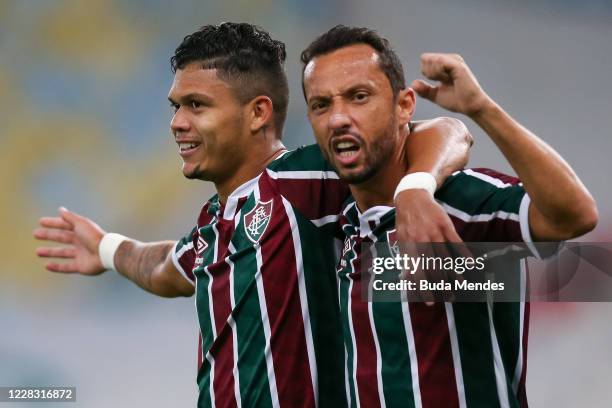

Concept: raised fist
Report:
left=411, top=53, right=493, bottom=117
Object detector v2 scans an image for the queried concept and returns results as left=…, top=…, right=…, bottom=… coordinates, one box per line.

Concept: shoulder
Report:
left=194, top=195, right=219, bottom=227
left=266, top=144, right=336, bottom=174
left=437, top=168, right=521, bottom=196
left=436, top=168, right=525, bottom=215
left=440, top=167, right=519, bottom=188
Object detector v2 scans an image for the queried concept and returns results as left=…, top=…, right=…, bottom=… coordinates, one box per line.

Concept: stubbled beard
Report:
left=337, top=158, right=381, bottom=184
left=337, top=136, right=394, bottom=184
left=183, top=164, right=205, bottom=180
left=328, top=119, right=397, bottom=185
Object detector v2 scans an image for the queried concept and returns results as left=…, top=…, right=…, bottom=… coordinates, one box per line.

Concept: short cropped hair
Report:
left=300, top=25, right=406, bottom=97
left=171, top=22, right=289, bottom=135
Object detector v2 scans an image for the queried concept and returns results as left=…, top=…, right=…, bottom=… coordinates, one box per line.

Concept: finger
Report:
left=420, top=53, right=457, bottom=82
left=58, top=207, right=81, bottom=226
left=33, top=228, right=74, bottom=244
left=433, top=242, right=460, bottom=303
left=45, top=261, right=79, bottom=273
left=430, top=231, right=446, bottom=243
left=411, top=79, right=438, bottom=101
left=398, top=241, right=417, bottom=280
left=444, top=225, right=475, bottom=261
left=422, top=244, right=436, bottom=306
left=39, top=216, right=73, bottom=230
left=438, top=232, right=471, bottom=302
left=412, top=243, right=436, bottom=305
left=443, top=223, right=464, bottom=244
left=448, top=53, right=465, bottom=62
left=425, top=242, right=446, bottom=304
left=36, top=246, right=77, bottom=259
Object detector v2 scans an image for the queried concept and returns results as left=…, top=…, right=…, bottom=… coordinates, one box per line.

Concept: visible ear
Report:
left=396, top=87, right=416, bottom=127
left=248, top=95, right=274, bottom=133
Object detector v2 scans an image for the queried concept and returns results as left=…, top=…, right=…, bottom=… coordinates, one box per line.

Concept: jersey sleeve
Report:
left=435, top=168, right=544, bottom=257
left=171, top=225, right=198, bottom=285
left=266, top=144, right=350, bottom=229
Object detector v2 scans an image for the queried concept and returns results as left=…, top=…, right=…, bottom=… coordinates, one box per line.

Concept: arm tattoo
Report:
left=114, top=240, right=175, bottom=293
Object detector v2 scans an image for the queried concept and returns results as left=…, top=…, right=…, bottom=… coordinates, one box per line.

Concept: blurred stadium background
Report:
left=1, top=0, right=611, bottom=406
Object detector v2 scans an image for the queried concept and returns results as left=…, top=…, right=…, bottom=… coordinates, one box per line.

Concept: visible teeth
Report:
left=337, top=142, right=356, bottom=149
left=179, top=143, right=198, bottom=151
left=340, top=151, right=356, bottom=158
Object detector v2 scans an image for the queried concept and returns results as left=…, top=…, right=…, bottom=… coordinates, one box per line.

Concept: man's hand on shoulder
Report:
left=394, top=189, right=461, bottom=244
left=394, top=189, right=466, bottom=305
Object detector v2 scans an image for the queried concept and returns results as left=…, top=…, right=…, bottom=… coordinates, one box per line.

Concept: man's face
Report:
left=303, top=44, right=406, bottom=184
left=168, top=63, right=247, bottom=182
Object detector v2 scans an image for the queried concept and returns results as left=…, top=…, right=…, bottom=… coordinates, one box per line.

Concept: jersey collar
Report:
left=344, top=202, right=395, bottom=238
left=208, top=175, right=261, bottom=220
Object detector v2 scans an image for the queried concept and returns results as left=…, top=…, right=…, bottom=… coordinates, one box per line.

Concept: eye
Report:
left=310, top=100, right=329, bottom=113
left=170, top=102, right=179, bottom=112
left=190, top=100, right=202, bottom=109
left=353, top=92, right=369, bottom=102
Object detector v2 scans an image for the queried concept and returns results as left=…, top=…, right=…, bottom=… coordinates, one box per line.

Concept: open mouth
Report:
left=177, top=141, right=201, bottom=157
left=332, top=136, right=361, bottom=166
left=335, top=141, right=360, bottom=158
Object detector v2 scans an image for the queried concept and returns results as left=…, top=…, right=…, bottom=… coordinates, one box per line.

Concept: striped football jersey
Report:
left=173, top=144, right=349, bottom=408
left=337, top=168, right=536, bottom=408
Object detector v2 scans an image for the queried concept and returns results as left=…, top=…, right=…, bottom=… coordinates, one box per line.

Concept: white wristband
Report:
left=393, top=172, right=437, bottom=201
left=98, top=233, right=128, bottom=271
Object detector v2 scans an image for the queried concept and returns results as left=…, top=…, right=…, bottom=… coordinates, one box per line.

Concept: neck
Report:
left=349, top=132, right=408, bottom=212
left=216, top=138, right=286, bottom=203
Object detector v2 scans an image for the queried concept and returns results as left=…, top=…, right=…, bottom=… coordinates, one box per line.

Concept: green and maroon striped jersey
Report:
left=172, top=145, right=349, bottom=408
left=337, top=168, right=536, bottom=408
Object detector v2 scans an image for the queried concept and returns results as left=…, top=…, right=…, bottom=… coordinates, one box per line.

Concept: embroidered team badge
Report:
left=243, top=200, right=273, bottom=244
left=387, top=229, right=400, bottom=256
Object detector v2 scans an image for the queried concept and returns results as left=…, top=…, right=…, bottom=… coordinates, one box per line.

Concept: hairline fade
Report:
left=171, top=23, right=289, bottom=136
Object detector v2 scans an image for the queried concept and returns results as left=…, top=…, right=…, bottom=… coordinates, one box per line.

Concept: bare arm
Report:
left=472, top=104, right=597, bottom=240
left=394, top=117, right=472, bottom=243
left=34, top=207, right=194, bottom=297
left=408, top=117, right=472, bottom=186
left=114, top=240, right=194, bottom=297
left=413, top=53, right=598, bottom=240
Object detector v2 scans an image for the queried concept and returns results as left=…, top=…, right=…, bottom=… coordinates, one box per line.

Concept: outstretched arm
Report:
left=395, top=117, right=472, bottom=243
left=34, top=207, right=194, bottom=297
left=412, top=53, right=598, bottom=240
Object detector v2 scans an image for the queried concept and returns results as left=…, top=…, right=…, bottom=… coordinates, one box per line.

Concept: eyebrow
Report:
left=307, top=82, right=376, bottom=103
left=168, top=92, right=214, bottom=105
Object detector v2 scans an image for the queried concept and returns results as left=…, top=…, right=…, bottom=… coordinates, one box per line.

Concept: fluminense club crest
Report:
left=387, top=229, right=399, bottom=256
left=243, top=199, right=273, bottom=244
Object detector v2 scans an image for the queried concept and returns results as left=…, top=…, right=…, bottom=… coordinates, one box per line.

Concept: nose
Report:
left=327, top=102, right=352, bottom=133
left=170, top=107, right=190, bottom=137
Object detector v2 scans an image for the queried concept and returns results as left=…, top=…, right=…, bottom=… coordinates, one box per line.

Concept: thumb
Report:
left=411, top=79, right=437, bottom=102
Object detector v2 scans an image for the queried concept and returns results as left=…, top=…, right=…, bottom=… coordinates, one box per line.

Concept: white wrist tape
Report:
left=393, top=172, right=437, bottom=201
left=98, top=233, right=128, bottom=271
